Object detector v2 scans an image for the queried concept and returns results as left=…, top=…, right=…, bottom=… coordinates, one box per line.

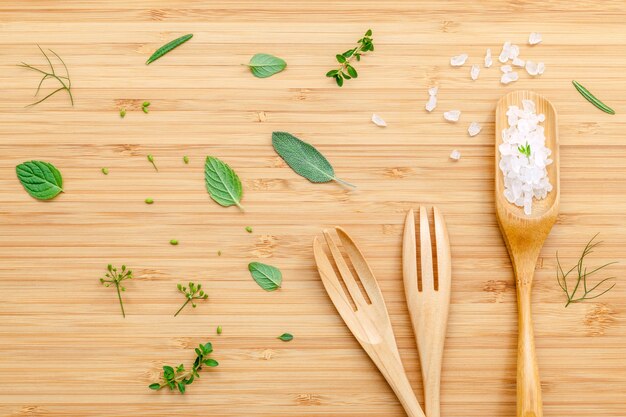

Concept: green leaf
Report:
left=247, top=53, right=287, bottom=78
left=148, top=383, right=161, bottom=390
left=346, top=65, right=358, bottom=78
left=278, top=333, right=294, bottom=342
left=16, top=160, right=63, bottom=200
left=325, top=69, right=338, bottom=77
left=248, top=262, right=282, bottom=291
left=335, top=75, right=344, bottom=87
left=271, top=131, right=355, bottom=187
left=177, top=381, right=186, bottom=394
left=204, top=156, right=244, bottom=210
left=343, top=49, right=354, bottom=58
left=163, top=365, right=175, bottom=380
left=336, top=54, right=346, bottom=63
left=203, top=342, right=213, bottom=353
left=203, top=358, right=219, bottom=367
left=146, top=34, right=193, bottom=65
left=365, top=29, right=372, bottom=37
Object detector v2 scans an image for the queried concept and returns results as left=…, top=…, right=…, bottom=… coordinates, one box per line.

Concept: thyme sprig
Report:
left=149, top=342, right=218, bottom=394
left=326, top=29, right=374, bottom=87
left=18, top=45, right=74, bottom=107
left=557, top=234, right=617, bottom=307
left=99, top=264, right=133, bottom=317
left=174, top=281, right=208, bottom=317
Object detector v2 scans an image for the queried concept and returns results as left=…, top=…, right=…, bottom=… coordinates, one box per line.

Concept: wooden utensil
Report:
left=495, top=90, right=560, bottom=417
left=313, top=227, right=426, bottom=417
left=402, top=207, right=451, bottom=417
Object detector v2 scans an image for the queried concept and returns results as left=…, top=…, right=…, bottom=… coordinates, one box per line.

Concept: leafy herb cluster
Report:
left=149, top=342, right=218, bottom=394
left=99, top=264, right=133, bottom=318
left=517, top=142, right=531, bottom=158
left=326, top=29, right=374, bottom=87
left=175, top=281, right=209, bottom=317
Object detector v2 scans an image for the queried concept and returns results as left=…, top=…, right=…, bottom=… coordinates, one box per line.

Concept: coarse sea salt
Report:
left=512, top=57, right=525, bottom=67
left=499, top=42, right=511, bottom=63
left=468, top=122, right=481, bottom=136
left=525, top=61, right=545, bottom=76
left=500, top=65, right=513, bottom=73
left=470, top=64, right=480, bottom=80
left=450, top=54, right=468, bottom=66
left=444, top=110, right=461, bottom=122
left=529, top=32, right=542, bottom=45
left=498, top=99, right=553, bottom=215
left=485, top=48, right=493, bottom=68
left=371, top=113, right=387, bottom=127
left=425, top=86, right=438, bottom=112
left=450, top=150, right=461, bottom=161
left=501, top=71, right=519, bottom=84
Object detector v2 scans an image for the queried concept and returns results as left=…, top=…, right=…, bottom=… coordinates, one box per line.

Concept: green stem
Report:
left=332, top=176, right=356, bottom=189
left=115, top=283, right=126, bottom=318
left=174, top=299, right=191, bottom=317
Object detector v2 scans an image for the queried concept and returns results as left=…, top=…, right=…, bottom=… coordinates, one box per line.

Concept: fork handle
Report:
left=517, top=283, right=543, bottom=417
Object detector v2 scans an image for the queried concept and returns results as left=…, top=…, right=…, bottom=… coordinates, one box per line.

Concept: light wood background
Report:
left=1, top=1, right=625, bottom=416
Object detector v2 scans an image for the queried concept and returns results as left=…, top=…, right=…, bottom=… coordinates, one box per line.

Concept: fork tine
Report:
left=419, top=206, right=435, bottom=292
left=322, top=229, right=368, bottom=308
left=313, top=236, right=355, bottom=313
left=433, top=206, right=452, bottom=294
left=402, top=209, right=420, bottom=299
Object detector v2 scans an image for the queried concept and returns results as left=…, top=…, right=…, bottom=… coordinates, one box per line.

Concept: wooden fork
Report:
left=402, top=207, right=452, bottom=417
left=313, top=227, right=426, bottom=417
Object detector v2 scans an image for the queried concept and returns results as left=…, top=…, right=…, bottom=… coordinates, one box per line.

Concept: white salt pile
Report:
left=425, top=87, right=438, bottom=112
left=498, top=100, right=552, bottom=215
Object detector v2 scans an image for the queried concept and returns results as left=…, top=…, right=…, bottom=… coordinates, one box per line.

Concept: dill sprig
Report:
left=99, top=264, right=133, bottom=317
left=174, top=281, right=208, bottom=317
left=18, top=45, right=74, bottom=107
left=557, top=234, right=617, bottom=307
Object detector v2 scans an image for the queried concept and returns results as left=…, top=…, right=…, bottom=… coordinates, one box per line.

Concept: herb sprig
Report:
left=99, top=264, right=133, bottom=318
left=572, top=80, right=615, bottom=115
left=518, top=142, right=531, bottom=158
left=19, top=45, right=74, bottom=107
left=149, top=342, right=218, bottom=394
left=326, top=29, right=374, bottom=87
left=557, top=234, right=617, bottom=307
left=174, top=282, right=208, bottom=317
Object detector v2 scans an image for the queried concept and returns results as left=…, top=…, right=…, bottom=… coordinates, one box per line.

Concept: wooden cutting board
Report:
left=1, top=1, right=625, bottom=416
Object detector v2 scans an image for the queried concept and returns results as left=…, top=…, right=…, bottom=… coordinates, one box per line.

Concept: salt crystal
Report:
left=537, top=62, right=545, bottom=74
left=450, top=54, right=468, bottom=66
left=470, top=64, right=480, bottom=80
left=444, top=110, right=461, bottom=122
left=501, top=71, right=519, bottom=84
left=525, top=60, right=545, bottom=76
left=509, top=44, right=520, bottom=59
left=501, top=65, right=513, bottom=73
left=450, top=150, right=461, bottom=160
left=529, top=32, right=542, bottom=45
left=371, top=113, right=387, bottom=127
left=512, top=57, right=525, bottom=67
left=485, top=48, right=493, bottom=68
left=499, top=42, right=511, bottom=63
left=468, top=122, right=481, bottom=137
left=425, top=87, right=438, bottom=112
left=428, top=87, right=438, bottom=96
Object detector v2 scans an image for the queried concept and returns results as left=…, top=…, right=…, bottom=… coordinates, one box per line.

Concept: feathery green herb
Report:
left=557, top=234, right=617, bottom=307
left=326, top=29, right=374, bottom=87
left=99, top=264, right=133, bottom=318
left=19, top=45, right=73, bottom=107
left=149, top=342, right=218, bottom=394
left=16, top=160, right=64, bottom=200
left=246, top=53, right=287, bottom=78
left=278, top=333, right=293, bottom=342
left=174, top=282, right=208, bottom=317
left=572, top=80, right=615, bottom=115
left=248, top=262, right=282, bottom=291
left=204, top=156, right=244, bottom=210
left=518, top=143, right=531, bottom=158
left=272, top=131, right=355, bottom=188
left=146, top=34, right=193, bottom=65
left=147, top=154, right=158, bottom=172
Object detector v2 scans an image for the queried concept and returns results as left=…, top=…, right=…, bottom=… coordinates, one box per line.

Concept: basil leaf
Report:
left=16, top=160, right=64, bottom=200
left=271, top=132, right=355, bottom=188
left=204, top=156, right=244, bottom=210
left=278, top=333, right=293, bottom=342
left=248, top=262, right=282, bottom=291
left=247, top=54, right=286, bottom=78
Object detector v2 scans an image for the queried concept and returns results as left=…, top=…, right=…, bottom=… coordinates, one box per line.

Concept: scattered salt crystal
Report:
left=444, top=110, right=461, bottom=122
left=525, top=60, right=545, bottom=76
left=485, top=48, right=493, bottom=68
left=500, top=65, right=513, bottom=73
left=470, top=64, right=480, bottom=80
left=501, top=71, right=519, bottom=84
left=537, top=62, right=545, bottom=74
left=450, top=54, right=468, bottom=66
left=428, top=87, right=438, bottom=96
left=499, top=42, right=511, bottom=63
left=512, top=57, right=525, bottom=67
left=450, top=150, right=461, bottom=160
left=529, top=32, right=542, bottom=45
left=498, top=100, right=552, bottom=215
left=509, top=44, right=520, bottom=59
left=371, top=113, right=387, bottom=127
left=425, top=87, right=438, bottom=112
left=468, top=122, right=482, bottom=137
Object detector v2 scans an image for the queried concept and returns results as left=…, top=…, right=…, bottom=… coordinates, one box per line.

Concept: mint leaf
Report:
left=247, top=54, right=287, bottom=78
left=278, top=333, right=293, bottom=342
left=248, top=262, right=282, bottom=291
left=204, top=156, right=244, bottom=210
left=16, top=160, right=63, bottom=200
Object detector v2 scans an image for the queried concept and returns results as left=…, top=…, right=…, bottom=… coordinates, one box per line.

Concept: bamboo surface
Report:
left=1, top=1, right=625, bottom=416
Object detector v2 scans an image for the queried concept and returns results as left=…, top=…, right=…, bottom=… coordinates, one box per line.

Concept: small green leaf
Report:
left=203, top=342, right=213, bottom=353
left=217, top=325, right=222, bottom=335
left=148, top=383, right=161, bottom=390
left=247, top=53, right=287, bottom=78
left=278, top=333, right=294, bottom=342
left=245, top=226, right=253, bottom=233
left=343, top=49, right=354, bottom=58
left=177, top=381, right=186, bottom=394
left=325, top=69, right=339, bottom=77
left=163, top=365, right=175, bottom=380
left=203, top=358, right=219, bottom=367
left=204, top=156, right=244, bottom=210
left=120, top=108, right=126, bottom=118
left=16, top=161, right=63, bottom=200
left=346, top=65, right=358, bottom=78
left=183, top=155, right=189, bottom=164
left=146, top=34, right=193, bottom=65
left=336, top=54, right=346, bottom=63
left=365, top=29, right=372, bottom=37
left=335, top=75, right=344, bottom=87
left=248, top=262, right=282, bottom=291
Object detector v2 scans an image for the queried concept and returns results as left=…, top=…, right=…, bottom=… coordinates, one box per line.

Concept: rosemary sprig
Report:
left=326, top=29, right=374, bottom=87
left=99, top=264, right=133, bottom=317
left=572, top=80, right=615, bottom=115
left=557, top=234, right=617, bottom=307
left=174, top=281, right=208, bottom=317
left=18, top=45, right=74, bottom=107
left=149, top=342, right=218, bottom=394
left=518, top=142, right=531, bottom=158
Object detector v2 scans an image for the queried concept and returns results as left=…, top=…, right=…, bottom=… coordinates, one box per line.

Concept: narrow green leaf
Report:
left=204, top=156, right=244, bottom=210
left=16, top=160, right=63, bottom=200
left=335, top=75, right=344, bottom=87
left=177, top=382, right=186, bottom=394
left=148, top=383, right=161, bottom=390
left=278, top=333, right=294, bottom=342
left=336, top=54, right=346, bottom=63
left=248, top=262, right=282, bottom=291
left=247, top=53, right=287, bottom=78
left=346, top=65, right=358, bottom=78
left=325, top=69, right=339, bottom=77
left=271, top=131, right=355, bottom=187
left=146, top=34, right=193, bottom=65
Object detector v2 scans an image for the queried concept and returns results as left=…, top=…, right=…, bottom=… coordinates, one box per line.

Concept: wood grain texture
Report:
left=0, top=1, right=625, bottom=416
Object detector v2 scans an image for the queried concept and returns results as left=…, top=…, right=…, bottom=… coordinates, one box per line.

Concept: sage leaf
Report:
left=204, top=156, right=244, bottom=210
left=278, top=333, right=293, bottom=342
left=272, top=131, right=355, bottom=188
left=247, top=53, right=287, bottom=78
left=248, top=262, right=282, bottom=291
left=16, top=160, right=64, bottom=200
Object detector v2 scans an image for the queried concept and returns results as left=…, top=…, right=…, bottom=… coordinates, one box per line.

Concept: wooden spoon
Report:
left=495, top=90, right=560, bottom=417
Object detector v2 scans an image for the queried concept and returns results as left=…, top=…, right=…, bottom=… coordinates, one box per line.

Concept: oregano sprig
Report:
left=99, top=264, right=133, bottom=318
left=174, top=281, right=208, bottom=317
left=326, top=29, right=374, bottom=87
left=149, top=342, right=218, bottom=394
left=19, top=45, right=74, bottom=107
